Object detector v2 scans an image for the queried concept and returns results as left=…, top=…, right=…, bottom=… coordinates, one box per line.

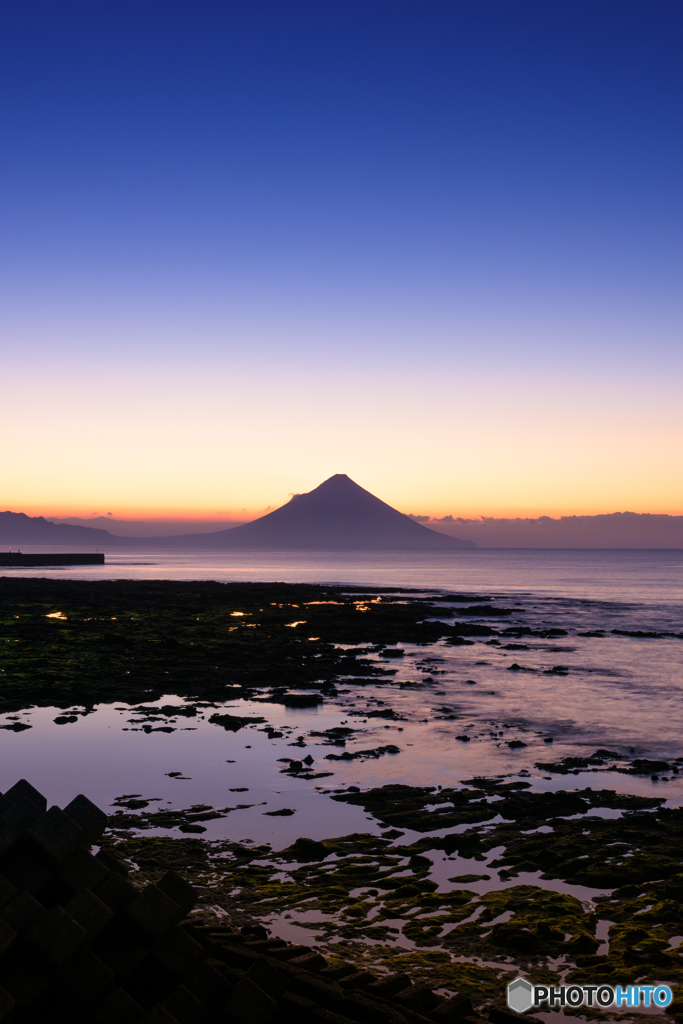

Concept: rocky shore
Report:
left=1, top=577, right=682, bottom=1020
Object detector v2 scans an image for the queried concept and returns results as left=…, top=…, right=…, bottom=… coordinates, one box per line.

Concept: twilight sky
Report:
left=2, top=0, right=682, bottom=520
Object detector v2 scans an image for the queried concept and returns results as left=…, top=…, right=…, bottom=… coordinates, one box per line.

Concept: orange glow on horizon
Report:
left=12, top=498, right=683, bottom=523
left=3, top=356, right=681, bottom=522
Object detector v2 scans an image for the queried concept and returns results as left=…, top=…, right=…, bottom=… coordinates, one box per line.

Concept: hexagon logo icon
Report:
left=507, top=978, right=534, bottom=1013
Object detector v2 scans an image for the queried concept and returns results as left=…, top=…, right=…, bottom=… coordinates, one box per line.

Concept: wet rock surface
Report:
left=100, top=769, right=683, bottom=1019
left=2, top=577, right=683, bottom=1020
left=0, top=778, right=501, bottom=1024
left=0, top=579, right=475, bottom=711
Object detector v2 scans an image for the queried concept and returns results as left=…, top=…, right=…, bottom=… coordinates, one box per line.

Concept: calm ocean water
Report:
left=7, top=546, right=683, bottom=603
left=1, top=548, right=681, bottom=848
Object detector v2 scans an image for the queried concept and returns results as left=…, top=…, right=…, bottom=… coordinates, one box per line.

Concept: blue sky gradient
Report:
left=2, top=1, right=682, bottom=516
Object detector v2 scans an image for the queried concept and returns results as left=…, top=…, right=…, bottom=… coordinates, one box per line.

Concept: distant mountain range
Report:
left=1, top=475, right=474, bottom=549
left=3, top=480, right=682, bottom=548
left=425, top=512, right=683, bottom=548
left=46, top=516, right=246, bottom=537
left=0, top=512, right=118, bottom=546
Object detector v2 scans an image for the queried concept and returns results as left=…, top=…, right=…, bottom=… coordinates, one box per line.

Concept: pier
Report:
left=0, top=553, right=105, bottom=566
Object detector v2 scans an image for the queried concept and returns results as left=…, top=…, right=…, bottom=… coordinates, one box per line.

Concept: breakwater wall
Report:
left=0, top=553, right=105, bottom=566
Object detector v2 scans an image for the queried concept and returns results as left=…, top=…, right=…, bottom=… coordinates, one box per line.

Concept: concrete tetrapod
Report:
left=0, top=779, right=490, bottom=1024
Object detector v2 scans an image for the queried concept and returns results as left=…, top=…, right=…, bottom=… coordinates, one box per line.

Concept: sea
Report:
left=1, top=548, right=682, bottom=852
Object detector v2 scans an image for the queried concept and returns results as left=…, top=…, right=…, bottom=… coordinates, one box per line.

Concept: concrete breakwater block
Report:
left=0, top=780, right=482, bottom=1023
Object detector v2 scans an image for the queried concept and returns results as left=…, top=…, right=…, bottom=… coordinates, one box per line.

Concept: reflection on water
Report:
left=1, top=623, right=681, bottom=847
left=5, top=546, right=683, bottom=604
left=1, top=548, right=681, bottom=846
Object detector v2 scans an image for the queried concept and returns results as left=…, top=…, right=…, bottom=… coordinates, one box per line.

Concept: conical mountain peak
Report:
left=162, top=475, right=476, bottom=550
left=292, top=474, right=365, bottom=496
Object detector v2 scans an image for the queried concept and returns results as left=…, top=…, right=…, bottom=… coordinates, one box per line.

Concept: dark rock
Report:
left=281, top=694, right=323, bottom=708
left=628, top=759, right=671, bottom=774
left=325, top=745, right=400, bottom=761
left=455, top=606, right=513, bottom=616
left=611, top=629, right=671, bottom=638
left=448, top=874, right=490, bottom=883
left=241, top=923, right=270, bottom=941
left=394, top=982, right=442, bottom=1012
left=286, top=838, right=328, bottom=862
left=339, top=970, right=377, bottom=991
left=209, top=713, right=266, bottom=731
left=366, top=973, right=412, bottom=999
left=431, top=995, right=474, bottom=1022
left=489, top=1010, right=543, bottom=1024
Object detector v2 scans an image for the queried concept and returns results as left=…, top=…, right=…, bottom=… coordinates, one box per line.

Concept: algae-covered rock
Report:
left=283, top=837, right=329, bottom=861
left=0, top=578, right=475, bottom=709
left=99, top=778, right=683, bottom=1004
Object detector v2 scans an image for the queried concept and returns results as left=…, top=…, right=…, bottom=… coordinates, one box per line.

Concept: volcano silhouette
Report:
left=168, top=475, right=475, bottom=549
